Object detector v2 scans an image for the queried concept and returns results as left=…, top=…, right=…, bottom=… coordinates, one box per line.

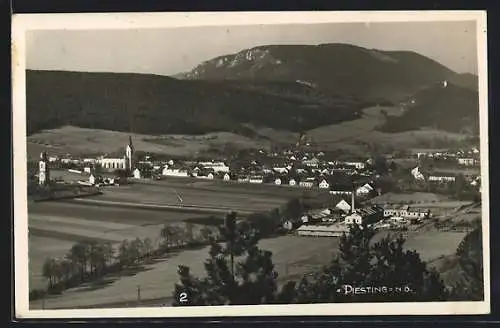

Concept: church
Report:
left=97, top=136, right=135, bottom=172
left=38, top=151, right=50, bottom=186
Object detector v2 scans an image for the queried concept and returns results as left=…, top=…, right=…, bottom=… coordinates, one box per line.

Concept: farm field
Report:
left=28, top=201, right=217, bottom=291
left=95, top=181, right=292, bottom=213
left=433, top=167, right=481, bottom=175
left=27, top=126, right=271, bottom=159
left=372, top=230, right=468, bottom=263
left=306, top=107, right=469, bottom=155
left=30, top=235, right=341, bottom=309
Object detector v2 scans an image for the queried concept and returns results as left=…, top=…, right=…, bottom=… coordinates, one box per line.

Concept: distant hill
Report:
left=26, top=70, right=366, bottom=136
left=176, top=43, right=478, bottom=101
left=26, top=43, right=480, bottom=140
left=378, top=81, right=479, bottom=134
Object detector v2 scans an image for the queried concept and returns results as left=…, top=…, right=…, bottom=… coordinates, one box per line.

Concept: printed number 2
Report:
left=179, top=292, right=188, bottom=303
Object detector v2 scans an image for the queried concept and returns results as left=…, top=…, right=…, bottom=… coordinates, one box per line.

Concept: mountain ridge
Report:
left=175, top=43, right=478, bottom=100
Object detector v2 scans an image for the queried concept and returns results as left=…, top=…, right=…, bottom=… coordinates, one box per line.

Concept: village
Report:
left=30, top=133, right=482, bottom=239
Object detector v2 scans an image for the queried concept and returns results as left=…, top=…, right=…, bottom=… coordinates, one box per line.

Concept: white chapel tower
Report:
left=39, top=151, right=50, bottom=186
left=125, top=136, right=134, bottom=171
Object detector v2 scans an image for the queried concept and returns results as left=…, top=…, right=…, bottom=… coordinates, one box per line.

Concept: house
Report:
left=197, top=172, right=215, bottom=180
left=344, top=206, right=383, bottom=226
left=411, top=166, right=425, bottom=181
left=198, top=161, right=230, bottom=173
left=273, top=167, right=289, bottom=174
left=471, top=176, right=480, bottom=187
left=428, top=175, right=456, bottom=183
left=383, top=205, right=430, bottom=219
left=302, top=158, right=320, bottom=168
left=356, top=183, right=374, bottom=196
left=162, top=168, right=189, bottom=177
left=335, top=199, right=352, bottom=213
left=238, top=175, right=250, bottom=183
left=318, top=179, right=330, bottom=189
left=295, top=224, right=350, bottom=237
left=275, top=176, right=290, bottom=186
left=299, top=178, right=316, bottom=188
left=342, top=161, right=366, bottom=170
left=249, top=175, right=264, bottom=184
left=329, top=186, right=353, bottom=196
left=458, top=158, right=475, bottom=166
left=295, top=168, right=308, bottom=175
left=161, top=166, right=170, bottom=176
left=320, top=168, right=331, bottom=176
left=133, top=168, right=142, bottom=179
left=262, top=168, right=273, bottom=174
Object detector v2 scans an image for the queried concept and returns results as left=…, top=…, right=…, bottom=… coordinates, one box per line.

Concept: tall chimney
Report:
left=351, top=191, right=355, bottom=213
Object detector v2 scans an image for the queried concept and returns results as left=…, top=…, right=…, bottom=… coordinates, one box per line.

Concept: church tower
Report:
left=39, top=151, right=50, bottom=186
left=125, top=136, right=134, bottom=171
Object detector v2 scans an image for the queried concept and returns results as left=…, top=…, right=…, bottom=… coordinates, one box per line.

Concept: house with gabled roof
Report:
left=356, top=183, right=374, bottom=196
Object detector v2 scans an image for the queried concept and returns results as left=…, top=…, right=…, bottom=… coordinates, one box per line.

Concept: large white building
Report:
left=162, top=167, right=189, bottom=177
left=198, top=161, right=230, bottom=173
left=97, top=136, right=135, bottom=171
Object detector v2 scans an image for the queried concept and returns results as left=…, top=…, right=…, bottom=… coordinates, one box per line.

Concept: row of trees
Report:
left=37, top=222, right=221, bottom=300
left=173, top=212, right=484, bottom=305
left=41, top=238, right=148, bottom=293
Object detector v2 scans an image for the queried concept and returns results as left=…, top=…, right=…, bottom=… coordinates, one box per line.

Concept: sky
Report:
left=26, top=21, right=478, bottom=76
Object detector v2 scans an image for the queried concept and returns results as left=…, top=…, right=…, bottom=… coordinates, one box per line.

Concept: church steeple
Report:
left=125, top=136, right=134, bottom=171
left=128, top=136, right=134, bottom=152
left=39, top=151, right=50, bottom=185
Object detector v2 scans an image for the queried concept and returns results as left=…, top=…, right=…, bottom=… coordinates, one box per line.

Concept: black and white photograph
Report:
left=12, top=11, right=490, bottom=318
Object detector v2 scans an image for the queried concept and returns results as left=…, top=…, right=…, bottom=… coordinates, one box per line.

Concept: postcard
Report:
left=12, top=11, right=490, bottom=318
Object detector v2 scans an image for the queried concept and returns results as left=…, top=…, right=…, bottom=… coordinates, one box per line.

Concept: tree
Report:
left=67, top=242, right=90, bottom=281
left=90, top=242, right=107, bottom=277
left=200, top=227, right=213, bottom=243
left=453, top=173, right=466, bottom=199
left=143, top=238, right=153, bottom=260
left=42, top=257, right=57, bottom=289
left=184, top=222, right=195, bottom=244
left=293, top=224, right=447, bottom=303
left=129, top=238, right=144, bottom=263
left=172, top=214, right=291, bottom=306
left=450, top=227, right=483, bottom=301
left=102, top=242, right=115, bottom=269
left=280, top=198, right=304, bottom=222
left=160, top=224, right=176, bottom=249
left=118, top=240, right=132, bottom=267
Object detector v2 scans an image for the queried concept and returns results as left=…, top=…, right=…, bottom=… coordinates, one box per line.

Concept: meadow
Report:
left=26, top=105, right=471, bottom=160
left=27, top=126, right=270, bottom=159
